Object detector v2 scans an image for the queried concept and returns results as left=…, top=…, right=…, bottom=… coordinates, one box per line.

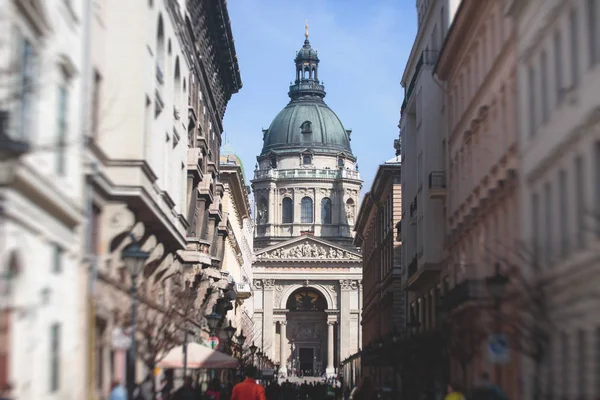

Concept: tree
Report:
left=125, top=276, right=199, bottom=393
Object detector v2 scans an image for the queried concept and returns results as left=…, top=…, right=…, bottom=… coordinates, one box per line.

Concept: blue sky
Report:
left=222, top=0, right=417, bottom=194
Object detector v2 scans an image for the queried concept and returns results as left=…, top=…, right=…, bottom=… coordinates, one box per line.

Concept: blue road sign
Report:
left=488, top=333, right=509, bottom=364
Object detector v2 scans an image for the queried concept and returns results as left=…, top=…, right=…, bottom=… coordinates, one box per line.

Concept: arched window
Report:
left=286, top=288, right=327, bottom=311
left=321, top=198, right=332, bottom=224
left=282, top=197, right=293, bottom=224
left=156, top=15, right=165, bottom=75
left=337, top=157, right=344, bottom=167
left=301, top=197, right=313, bottom=223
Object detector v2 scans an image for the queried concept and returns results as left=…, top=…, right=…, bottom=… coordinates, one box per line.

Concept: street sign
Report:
left=112, top=327, right=132, bottom=350
left=207, top=336, right=220, bottom=349
left=488, top=333, right=509, bottom=364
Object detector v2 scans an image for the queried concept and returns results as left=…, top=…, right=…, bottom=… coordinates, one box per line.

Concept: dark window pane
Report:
left=301, top=197, right=313, bottom=223
left=282, top=197, right=293, bottom=224
left=321, top=198, right=332, bottom=224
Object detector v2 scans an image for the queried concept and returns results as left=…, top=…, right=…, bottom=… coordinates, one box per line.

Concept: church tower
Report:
left=250, top=26, right=363, bottom=378
left=252, top=25, right=362, bottom=250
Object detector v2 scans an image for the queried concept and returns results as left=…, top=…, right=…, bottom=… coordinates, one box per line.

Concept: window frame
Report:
left=301, top=197, right=313, bottom=224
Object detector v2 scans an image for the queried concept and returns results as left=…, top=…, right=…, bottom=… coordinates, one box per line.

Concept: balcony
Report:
left=253, top=168, right=360, bottom=181
left=428, top=171, right=446, bottom=199
left=0, top=111, right=30, bottom=159
left=406, top=258, right=442, bottom=291
left=288, top=81, right=326, bottom=98
left=442, top=279, right=485, bottom=311
left=235, top=282, right=252, bottom=299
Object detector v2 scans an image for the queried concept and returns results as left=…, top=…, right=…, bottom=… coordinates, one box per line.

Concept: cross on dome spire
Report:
left=305, top=20, right=309, bottom=39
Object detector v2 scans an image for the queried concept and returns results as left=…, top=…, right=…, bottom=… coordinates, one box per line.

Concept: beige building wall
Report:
left=220, top=153, right=254, bottom=348
left=0, top=1, right=87, bottom=399
left=512, top=0, right=600, bottom=398
left=436, top=0, right=519, bottom=395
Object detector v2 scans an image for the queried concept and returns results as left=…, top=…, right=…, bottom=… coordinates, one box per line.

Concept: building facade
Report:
left=353, top=159, right=403, bottom=392
left=219, top=144, right=254, bottom=352
left=86, top=0, right=241, bottom=396
left=0, top=1, right=87, bottom=398
left=397, top=0, right=458, bottom=394
left=435, top=0, right=520, bottom=396
left=251, top=30, right=362, bottom=378
left=510, top=0, right=600, bottom=398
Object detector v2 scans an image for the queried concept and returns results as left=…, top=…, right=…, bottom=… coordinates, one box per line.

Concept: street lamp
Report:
left=224, top=321, right=236, bottom=354
left=249, top=342, right=257, bottom=366
left=206, top=306, right=222, bottom=340
left=121, top=235, right=149, bottom=399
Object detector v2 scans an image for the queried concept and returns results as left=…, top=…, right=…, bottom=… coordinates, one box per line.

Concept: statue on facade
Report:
left=257, top=202, right=268, bottom=224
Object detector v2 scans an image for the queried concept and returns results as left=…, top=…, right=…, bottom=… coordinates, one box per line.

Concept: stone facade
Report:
left=0, top=1, right=87, bottom=398
left=219, top=149, right=254, bottom=352
left=510, top=0, right=600, bottom=398
left=435, top=0, right=520, bottom=396
left=252, top=236, right=362, bottom=377
left=251, top=30, right=362, bottom=378
left=354, top=160, right=403, bottom=389
left=86, top=0, right=242, bottom=396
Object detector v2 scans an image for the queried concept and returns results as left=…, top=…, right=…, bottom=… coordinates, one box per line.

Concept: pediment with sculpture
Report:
left=254, top=236, right=361, bottom=262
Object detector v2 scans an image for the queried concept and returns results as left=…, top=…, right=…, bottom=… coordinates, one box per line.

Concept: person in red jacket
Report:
left=231, top=365, right=266, bottom=400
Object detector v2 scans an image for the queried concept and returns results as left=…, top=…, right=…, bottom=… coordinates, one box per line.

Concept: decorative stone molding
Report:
left=263, top=279, right=276, bottom=289
left=256, top=242, right=360, bottom=260
left=339, top=279, right=358, bottom=291
left=280, top=320, right=287, bottom=326
left=253, top=279, right=263, bottom=290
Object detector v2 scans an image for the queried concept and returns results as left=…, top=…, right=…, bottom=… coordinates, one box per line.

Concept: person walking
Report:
left=109, top=380, right=128, bottom=400
left=231, top=365, right=266, bottom=400
left=172, top=376, right=201, bottom=400
left=444, top=383, right=466, bottom=400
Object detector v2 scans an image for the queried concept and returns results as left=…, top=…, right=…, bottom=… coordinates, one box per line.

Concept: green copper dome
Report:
left=262, top=102, right=351, bottom=155
left=260, top=34, right=353, bottom=157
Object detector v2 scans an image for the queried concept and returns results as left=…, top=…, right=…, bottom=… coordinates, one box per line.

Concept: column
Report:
left=326, top=321, right=335, bottom=375
left=280, top=321, right=288, bottom=376
left=263, top=280, right=275, bottom=359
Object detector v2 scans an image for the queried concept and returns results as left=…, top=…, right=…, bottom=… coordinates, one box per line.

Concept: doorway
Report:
left=299, top=347, right=314, bottom=375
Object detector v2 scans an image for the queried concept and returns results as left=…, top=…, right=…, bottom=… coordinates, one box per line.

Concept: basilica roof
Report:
left=260, top=28, right=353, bottom=157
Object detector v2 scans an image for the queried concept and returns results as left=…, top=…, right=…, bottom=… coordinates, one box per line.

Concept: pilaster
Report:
left=262, top=278, right=275, bottom=359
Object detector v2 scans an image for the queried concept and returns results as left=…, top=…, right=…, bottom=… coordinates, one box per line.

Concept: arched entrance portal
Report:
left=278, top=287, right=336, bottom=378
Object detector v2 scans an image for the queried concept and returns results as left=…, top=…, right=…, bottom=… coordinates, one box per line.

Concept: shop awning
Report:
left=157, top=343, right=239, bottom=369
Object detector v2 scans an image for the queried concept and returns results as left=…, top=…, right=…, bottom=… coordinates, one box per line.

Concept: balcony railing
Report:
left=253, top=168, right=360, bottom=181
left=428, top=171, right=446, bottom=189
left=442, top=279, right=485, bottom=311
left=288, top=81, right=326, bottom=97
left=428, top=171, right=446, bottom=199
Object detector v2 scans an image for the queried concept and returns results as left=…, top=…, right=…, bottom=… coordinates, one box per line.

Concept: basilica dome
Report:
left=262, top=102, right=352, bottom=155
left=259, top=33, right=353, bottom=157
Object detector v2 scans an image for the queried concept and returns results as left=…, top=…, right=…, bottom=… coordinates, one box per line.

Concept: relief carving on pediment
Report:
left=256, top=242, right=360, bottom=260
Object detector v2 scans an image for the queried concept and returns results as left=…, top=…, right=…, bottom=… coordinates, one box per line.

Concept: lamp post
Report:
left=249, top=342, right=257, bottom=367
left=121, top=235, right=149, bottom=399
left=206, top=306, right=222, bottom=343
left=224, top=321, right=237, bottom=355
left=485, top=262, right=509, bottom=386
